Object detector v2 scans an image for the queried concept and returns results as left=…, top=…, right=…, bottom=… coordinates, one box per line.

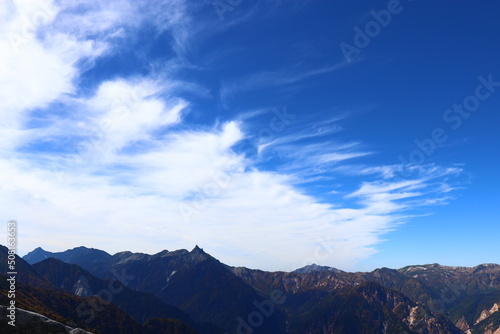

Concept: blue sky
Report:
left=0, top=0, right=499, bottom=271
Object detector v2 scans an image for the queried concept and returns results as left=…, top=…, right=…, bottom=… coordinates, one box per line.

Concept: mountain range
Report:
left=0, top=244, right=498, bottom=333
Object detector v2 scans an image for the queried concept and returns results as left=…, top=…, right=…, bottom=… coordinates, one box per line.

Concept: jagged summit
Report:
left=473, top=263, right=500, bottom=273
left=23, top=247, right=52, bottom=264
left=475, top=263, right=500, bottom=268
left=70, top=246, right=105, bottom=252
left=191, top=245, right=205, bottom=254
left=21, top=245, right=500, bottom=276
left=293, top=263, right=343, bottom=274
left=155, top=249, right=170, bottom=256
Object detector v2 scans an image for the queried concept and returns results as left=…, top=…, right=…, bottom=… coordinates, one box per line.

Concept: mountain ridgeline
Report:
left=0, top=244, right=498, bottom=333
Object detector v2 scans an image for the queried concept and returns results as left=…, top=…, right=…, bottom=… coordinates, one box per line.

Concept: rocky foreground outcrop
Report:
left=0, top=305, right=91, bottom=334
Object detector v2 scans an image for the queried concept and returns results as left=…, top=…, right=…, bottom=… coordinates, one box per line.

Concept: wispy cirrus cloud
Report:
left=221, top=63, right=346, bottom=101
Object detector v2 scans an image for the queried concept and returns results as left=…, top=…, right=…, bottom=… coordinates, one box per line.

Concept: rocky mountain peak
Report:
left=191, top=245, right=205, bottom=254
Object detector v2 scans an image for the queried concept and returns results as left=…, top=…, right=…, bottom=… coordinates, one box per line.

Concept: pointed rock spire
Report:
left=192, top=245, right=205, bottom=254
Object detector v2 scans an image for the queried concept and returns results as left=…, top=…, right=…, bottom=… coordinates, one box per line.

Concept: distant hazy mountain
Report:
left=24, top=246, right=112, bottom=276
left=12, top=244, right=500, bottom=334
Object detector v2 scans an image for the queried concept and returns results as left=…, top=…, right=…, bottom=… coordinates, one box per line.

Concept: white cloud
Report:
left=0, top=0, right=129, bottom=151
left=119, top=121, right=245, bottom=197
left=83, top=78, right=187, bottom=159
